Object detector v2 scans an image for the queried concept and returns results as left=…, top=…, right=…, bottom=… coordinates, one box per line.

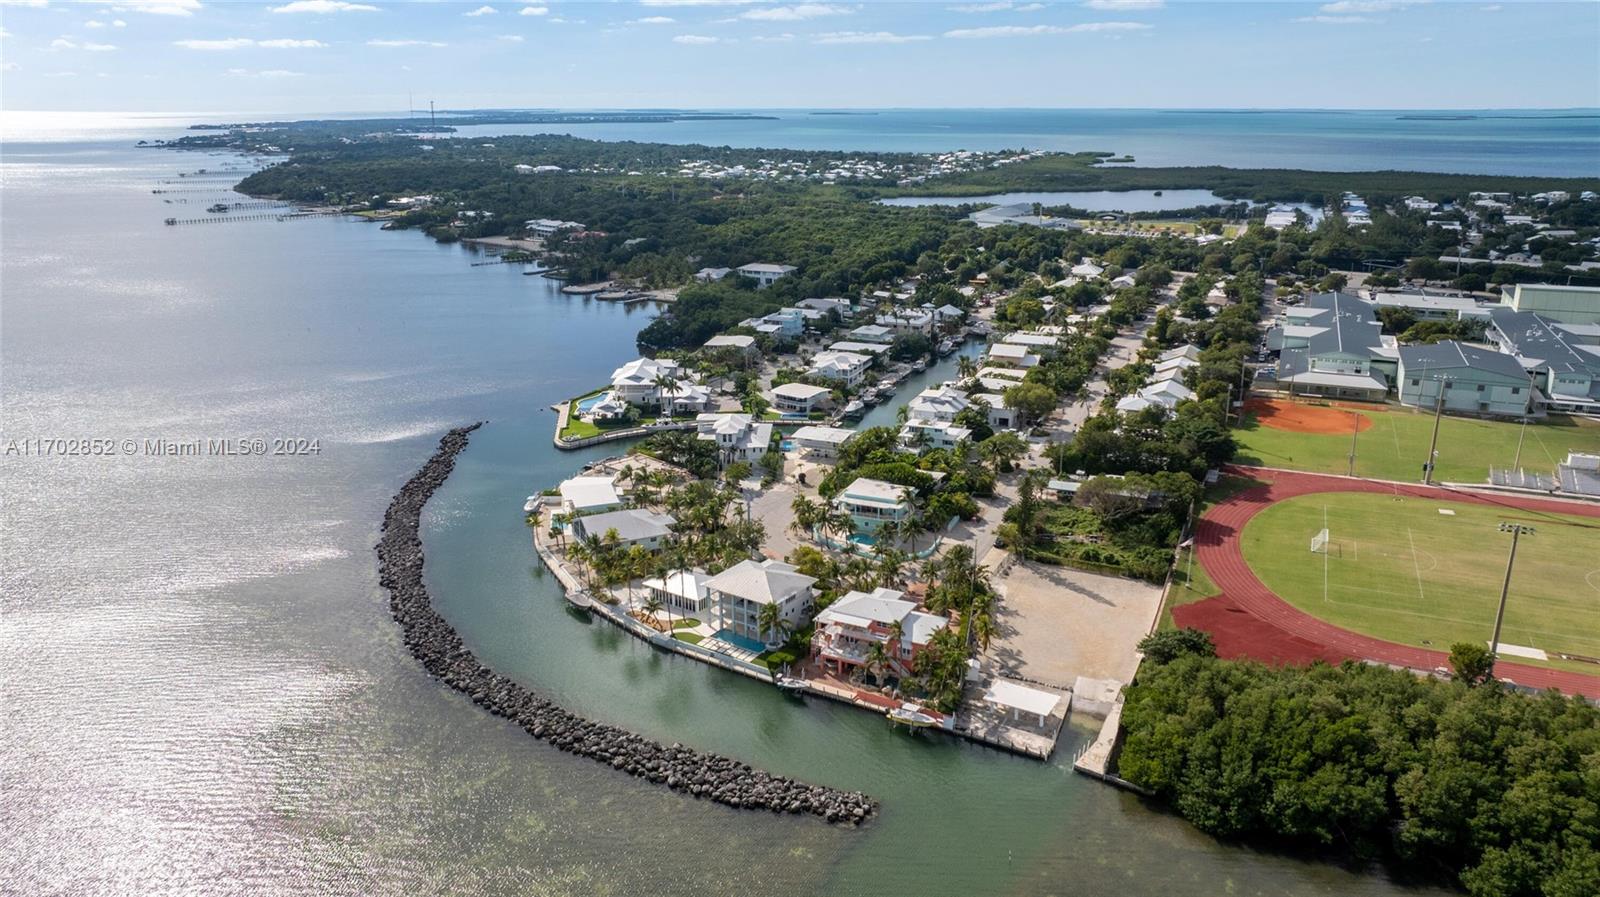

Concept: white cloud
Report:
left=1, top=61, right=19, bottom=72
left=174, top=37, right=255, bottom=49
left=270, top=1, right=378, bottom=13
left=86, top=19, right=107, bottom=27
left=1319, top=0, right=1422, bottom=11
left=672, top=33, right=720, bottom=43
left=0, top=1, right=50, bottom=9
left=741, top=3, right=850, bottom=21
left=1013, top=2, right=1044, bottom=9
left=113, top=19, right=127, bottom=27
left=48, top=37, right=116, bottom=50
left=1294, top=14, right=1378, bottom=24
left=464, top=4, right=495, bottom=14
left=813, top=30, right=931, bottom=43
left=629, top=15, right=675, bottom=24
left=44, top=71, right=79, bottom=78
left=226, top=67, right=305, bottom=78
left=496, top=33, right=523, bottom=41
left=1480, top=3, right=1501, bottom=9
left=518, top=4, right=547, bottom=15
left=951, top=1, right=1015, bottom=11
left=367, top=38, right=446, bottom=46
left=641, top=0, right=756, bottom=6
left=260, top=38, right=326, bottom=47
left=1083, top=0, right=1163, bottom=9
left=945, top=21, right=1149, bottom=37
left=752, top=32, right=794, bottom=41
left=102, top=0, right=203, bottom=16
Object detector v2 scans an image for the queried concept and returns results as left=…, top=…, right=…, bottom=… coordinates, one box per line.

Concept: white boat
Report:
left=773, top=674, right=808, bottom=693
left=887, top=703, right=938, bottom=728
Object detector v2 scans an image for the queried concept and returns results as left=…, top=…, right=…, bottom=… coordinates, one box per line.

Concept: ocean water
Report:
left=0, top=117, right=1489, bottom=897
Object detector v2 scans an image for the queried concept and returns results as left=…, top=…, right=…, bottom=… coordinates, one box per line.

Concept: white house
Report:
left=799, top=296, right=855, bottom=318
left=569, top=508, right=676, bottom=551
left=875, top=309, right=935, bottom=336
left=847, top=324, right=895, bottom=344
left=694, top=266, right=732, bottom=283
left=610, top=357, right=686, bottom=405
left=557, top=475, right=623, bottom=516
left=900, top=419, right=972, bottom=452
left=642, top=569, right=712, bottom=616
left=905, top=383, right=969, bottom=423
left=703, top=334, right=759, bottom=360
left=788, top=425, right=857, bottom=459
left=736, top=263, right=797, bottom=288
left=969, top=392, right=1015, bottom=430
left=986, top=343, right=1041, bottom=369
left=809, top=351, right=873, bottom=387
left=695, top=413, right=773, bottom=464
left=834, top=477, right=911, bottom=534
left=828, top=340, right=889, bottom=356
left=1070, top=257, right=1106, bottom=279
left=772, top=382, right=833, bottom=415
left=1139, top=379, right=1195, bottom=409
left=525, top=218, right=585, bottom=237
left=706, top=559, right=817, bottom=647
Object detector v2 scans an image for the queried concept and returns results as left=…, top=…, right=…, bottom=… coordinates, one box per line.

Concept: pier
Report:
left=164, top=209, right=347, bottom=226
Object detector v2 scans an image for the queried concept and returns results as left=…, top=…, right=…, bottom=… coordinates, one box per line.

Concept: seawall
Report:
left=376, top=423, right=877, bottom=825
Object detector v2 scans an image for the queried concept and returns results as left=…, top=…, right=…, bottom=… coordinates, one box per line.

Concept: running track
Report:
left=1177, top=465, right=1600, bottom=700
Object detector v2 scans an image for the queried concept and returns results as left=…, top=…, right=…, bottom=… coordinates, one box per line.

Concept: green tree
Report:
left=1448, top=641, right=1495, bottom=686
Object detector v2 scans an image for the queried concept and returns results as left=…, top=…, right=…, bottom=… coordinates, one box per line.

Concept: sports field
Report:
left=1233, top=398, right=1600, bottom=483
left=1240, top=492, right=1600, bottom=674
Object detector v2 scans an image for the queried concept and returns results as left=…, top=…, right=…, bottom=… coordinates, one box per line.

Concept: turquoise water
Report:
left=575, top=393, right=607, bottom=414
left=2, top=124, right=1465, bottom=896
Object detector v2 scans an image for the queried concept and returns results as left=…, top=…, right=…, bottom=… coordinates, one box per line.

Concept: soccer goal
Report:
left=1310, top=528, right=1331, bottom=554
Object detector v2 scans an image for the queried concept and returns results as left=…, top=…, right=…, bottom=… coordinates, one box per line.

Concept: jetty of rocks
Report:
left=376, top=424, right=877, bottom=825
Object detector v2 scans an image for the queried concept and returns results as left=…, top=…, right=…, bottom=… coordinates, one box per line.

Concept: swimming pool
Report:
left=575, top=392, right=607, bottom=413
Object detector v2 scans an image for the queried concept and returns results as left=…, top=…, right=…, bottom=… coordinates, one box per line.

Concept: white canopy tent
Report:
left=983, top=679, right=1061, bottom=726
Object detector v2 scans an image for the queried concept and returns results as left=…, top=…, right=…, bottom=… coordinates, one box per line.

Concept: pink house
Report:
left=810, top=587, right=949, bottom=680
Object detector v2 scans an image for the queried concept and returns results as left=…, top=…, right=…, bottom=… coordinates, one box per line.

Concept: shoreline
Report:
left=377, top=423, right=878, bottom=825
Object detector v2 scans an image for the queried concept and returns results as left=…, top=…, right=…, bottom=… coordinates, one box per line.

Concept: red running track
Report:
left=1176, top=465, right=1600, bottom=700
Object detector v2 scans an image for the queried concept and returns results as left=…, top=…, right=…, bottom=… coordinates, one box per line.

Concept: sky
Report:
left=1, top=0, right=1598, bottom=112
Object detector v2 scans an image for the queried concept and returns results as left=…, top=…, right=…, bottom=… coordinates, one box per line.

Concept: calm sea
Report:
left=0, top=110, right=1507, bottom=897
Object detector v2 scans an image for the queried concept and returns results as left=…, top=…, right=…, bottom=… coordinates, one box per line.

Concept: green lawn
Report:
left=672, top=632, right=704, bottom=645
left=1233, top=404, right=1600, bottom=484
left=1241, top=492, right=1600, bottom=674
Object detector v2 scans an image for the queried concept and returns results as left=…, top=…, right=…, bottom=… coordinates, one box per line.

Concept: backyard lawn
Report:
left=1233, top=400, right=1600, bottom=484
left=1241, top=491, right=1600, bottom=675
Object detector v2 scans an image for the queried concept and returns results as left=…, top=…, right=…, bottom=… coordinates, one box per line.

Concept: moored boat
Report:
left=887, top=703, right=938, bottom=728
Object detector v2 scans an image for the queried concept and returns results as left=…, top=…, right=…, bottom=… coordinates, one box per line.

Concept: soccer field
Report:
left=1241, top=492, right=1600, bottom=674
left=1232, top=402, right=1600, bottom=483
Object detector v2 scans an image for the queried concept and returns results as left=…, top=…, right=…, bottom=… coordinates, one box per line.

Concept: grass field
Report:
left=1241, top=492, right=1600, bottom=674
left=1160, top=476, right=1263, bottom=630
left=1233, top=403, right=1600, bottom=483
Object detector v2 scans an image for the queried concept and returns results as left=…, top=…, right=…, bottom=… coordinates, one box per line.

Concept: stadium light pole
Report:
left=1423, top=376, right=1449, bottom=485
left=1512, top=415, right=1529, bottom=471
left=1347, top=410, right=1360, bottom=477
left=1489, top=523, right=1535, bottom=676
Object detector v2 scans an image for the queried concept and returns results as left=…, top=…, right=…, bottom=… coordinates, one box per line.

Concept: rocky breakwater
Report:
left=377, top=424, right=877, bottom=826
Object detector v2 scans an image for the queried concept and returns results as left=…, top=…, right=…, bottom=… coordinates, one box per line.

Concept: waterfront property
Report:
left=834, top=477, right=912, bottom=534
left=695, top=413, right=774, bottom=465
left=705, top=558, right=817, bottom=647
left=569, top=508, right=676, bottom=550
left=809, top=350, right=874, bottom=387
left=905, top=383, right=969, bottom=423
left=1396, top=341, right=1534, bottom=416
left=901, top=419, right=973, bottom=452
left=558, top=474, right=623, bottom=516
left=772, top=382, right=834, bottom=415
left=969, top=392, right=1016, bottom=430
left=611, top=357, right=687, bottom=405
left=985, top=343, right=1040, bottom=369
left=642, top=569, right=713, bottom=616
left=702, top=333, right=759, bottom=362
left=810, top=587, right=950, bottom=680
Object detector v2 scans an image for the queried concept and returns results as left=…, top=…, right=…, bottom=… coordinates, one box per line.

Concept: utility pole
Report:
left=1423, top=377, right=1447, bottom=485
left=1512, top=415, right=1529, bottom=471
left=1489, top=523, right=1535, bottom=676
left=1347, top=410, right=1360, bottom=477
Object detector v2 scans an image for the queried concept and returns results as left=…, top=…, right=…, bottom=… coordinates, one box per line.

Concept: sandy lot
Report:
left=987, top=561, right=1163, bottom=689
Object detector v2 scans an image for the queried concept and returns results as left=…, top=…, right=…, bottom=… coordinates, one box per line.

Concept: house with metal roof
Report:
left=810, top=587, right=950, bottom=679
left=735, top=262, right=796, bottom=288
left=568, top=509, right=676, bottom=551
left=694, top=413, right=774, bottom=464
left=834, top=477, right=912, bottom=534
left=1397, top=341, right=1534, bottom=417
left=705, top=559, right=817, bottom=647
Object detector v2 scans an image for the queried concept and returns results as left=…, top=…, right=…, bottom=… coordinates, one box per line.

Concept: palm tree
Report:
left=823, top=508, right=856, bottom=548
left=642, top=591, right=665, bottom=630
left=651, top=373, right=678, bottom=413
left=979, top=431, right=1029, bottom=474
left=790, top=495, right=823, bottom=538
left=864, top=641, right=892, bottom=688
left=886, top=618, right=907, bottom=674
left=756, top=602, right=791, bottom=648
left=899, top=510, right=930, bottom=554
left=956, top=354, right=978, bottom=381
left=871, top=519, right=900, bottom=556
left=876, top=548, right=909, bottom=590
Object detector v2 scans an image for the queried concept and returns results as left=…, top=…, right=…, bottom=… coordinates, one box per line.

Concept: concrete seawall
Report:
left=378, top=423, right=878, bottom=825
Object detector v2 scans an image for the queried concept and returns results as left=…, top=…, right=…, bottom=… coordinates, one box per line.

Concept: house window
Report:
left=1477, top=384, right=1486, bottom=392
left=1411, top=379, right=1420, bottom=386
left=1511, top=387, right=1520, bottom=395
